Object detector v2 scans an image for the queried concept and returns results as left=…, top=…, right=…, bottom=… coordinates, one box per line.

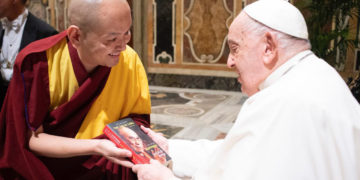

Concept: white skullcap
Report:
left=244, top=0, right=308, bottom=40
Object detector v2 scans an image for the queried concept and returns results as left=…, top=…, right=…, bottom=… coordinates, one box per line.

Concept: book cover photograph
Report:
left=103, top=118, right=171, bottom=165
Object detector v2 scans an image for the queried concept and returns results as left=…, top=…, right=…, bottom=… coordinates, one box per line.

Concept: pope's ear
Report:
left=67, top=25, right=81, bottom=49
left=263, top=32, right=278, bottom=66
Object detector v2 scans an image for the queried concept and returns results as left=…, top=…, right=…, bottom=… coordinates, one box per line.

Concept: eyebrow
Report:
left=228, top=39, right=240, bottom=45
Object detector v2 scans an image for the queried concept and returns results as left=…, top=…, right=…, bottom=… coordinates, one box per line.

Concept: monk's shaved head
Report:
left=67, top=0, right=132, bottom=72
left=68, top=0, right=130, bottom=33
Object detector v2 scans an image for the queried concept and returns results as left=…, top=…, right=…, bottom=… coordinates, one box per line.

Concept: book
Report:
left=103, top=117, right=171, bottom=166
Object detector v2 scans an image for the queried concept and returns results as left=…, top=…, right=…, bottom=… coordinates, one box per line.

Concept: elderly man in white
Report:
left=132, top=0, right=360, bottom=180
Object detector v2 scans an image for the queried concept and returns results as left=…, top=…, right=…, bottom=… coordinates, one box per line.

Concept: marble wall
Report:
left=183, top=0, right=231, bottom=65
left=147, top=0, right=360, bottom=89
left=26, top=0, right=360, bottom=89
left=147, top=0, right=242, bottom=78
left=27, top=0, right=50, bottom=24
left=27, top=0, right=68, bottom=32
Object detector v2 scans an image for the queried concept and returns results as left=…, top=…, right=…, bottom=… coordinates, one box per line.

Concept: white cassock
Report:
left=169, top=50, right=360, bottom=180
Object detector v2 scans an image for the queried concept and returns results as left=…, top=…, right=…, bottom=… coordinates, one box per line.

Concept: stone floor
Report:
left=149, top=86, right=248, bottom=140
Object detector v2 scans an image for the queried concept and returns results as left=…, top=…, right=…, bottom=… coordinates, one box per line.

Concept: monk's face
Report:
left=118, top=127, right=144, bottom=153
left=77, top=0, right=132, bottom=69
left=227, top=13, right=268, bottom=96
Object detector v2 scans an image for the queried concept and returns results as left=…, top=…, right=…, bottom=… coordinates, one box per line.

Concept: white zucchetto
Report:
left=244, top=0, right=308, bottom=40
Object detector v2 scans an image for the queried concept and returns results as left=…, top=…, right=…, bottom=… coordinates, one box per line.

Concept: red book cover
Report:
left=103, top=117, right=171, bottom=165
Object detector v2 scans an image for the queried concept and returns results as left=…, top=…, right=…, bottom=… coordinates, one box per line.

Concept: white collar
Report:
left=259, top=50, right=313, bottom=90
left=1, top=9, right=28, bottom=32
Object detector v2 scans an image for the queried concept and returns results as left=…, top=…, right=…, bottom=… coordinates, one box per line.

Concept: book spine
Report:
left=103, top=126, right=148, bottom=164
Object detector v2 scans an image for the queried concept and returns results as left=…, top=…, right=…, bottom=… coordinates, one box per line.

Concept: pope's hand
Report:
left=150, top=147, right=167, bottom=164
left=140, top=125, right=169, bottom=153
left=132, top=159, right=175, bottom=180
left=95, top=139, right=134, bottom=168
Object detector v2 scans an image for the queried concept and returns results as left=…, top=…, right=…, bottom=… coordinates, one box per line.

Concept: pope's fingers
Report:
left=132, top=161, right=159, bottom=174
left=149, top=159, right=162, bottom=165
left=157, top=132, right=164, bottom=137
left=140, top=125, right=159, bottom=136
left=132, top=164, right=142, bottom=173
left=140, top=125, right=150, bottom=134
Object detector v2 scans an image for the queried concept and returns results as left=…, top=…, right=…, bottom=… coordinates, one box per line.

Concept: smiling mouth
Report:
left=109, top=52, right=120, bottom=57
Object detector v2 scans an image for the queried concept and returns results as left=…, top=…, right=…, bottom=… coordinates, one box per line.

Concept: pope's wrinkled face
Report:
left=119, top=127, right=144, bottom=153
left=76, top=1, right=132, bottom=70
left=227, top=13, right=267, bottom=96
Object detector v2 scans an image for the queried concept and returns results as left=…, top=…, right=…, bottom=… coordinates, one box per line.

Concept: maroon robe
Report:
left=0, top=31, right=150, bottom=180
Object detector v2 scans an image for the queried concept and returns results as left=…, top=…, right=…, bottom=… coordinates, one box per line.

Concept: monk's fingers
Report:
left=107, top=156, right=134, bottom=168
left=113, top=148, right=132, bottom=158
left=98, top=139, right=132, bottom=158
left=102, top=147, right=134, bottom=168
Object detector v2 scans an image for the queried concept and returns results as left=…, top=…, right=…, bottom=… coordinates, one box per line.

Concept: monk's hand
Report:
left=95, top=139, right=134, bottom=168
left=140, top=125, right=169, bottom=153
left=132, top=159, right=175, bottom=180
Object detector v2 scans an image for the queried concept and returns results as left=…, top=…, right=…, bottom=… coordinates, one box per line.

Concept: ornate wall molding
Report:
left=147, top=0, right=241, bottom=77
left=151, top=0, right=176, bottom=64
left=183, top=0, right=232, bottom=64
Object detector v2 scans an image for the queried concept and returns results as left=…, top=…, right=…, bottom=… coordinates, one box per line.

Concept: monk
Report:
left=0, top=0, right=151, bottom=179
left=132, top=0, right=360, bottom=180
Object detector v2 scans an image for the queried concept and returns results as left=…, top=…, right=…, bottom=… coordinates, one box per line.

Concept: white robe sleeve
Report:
left=355, top=118, right=360, bottom=179
left=168, top=139, right=223, bottom=178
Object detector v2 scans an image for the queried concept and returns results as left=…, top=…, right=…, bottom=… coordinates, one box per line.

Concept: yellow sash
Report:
left=47, top=38, right=79, bottom=111
left=75, top=46, right=151, bottom=139
left=46, top=40, right=151, bottom=139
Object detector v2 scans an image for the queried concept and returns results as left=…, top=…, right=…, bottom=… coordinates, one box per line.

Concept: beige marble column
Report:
left=132, top=1, right=148, bottom=69
left=48, top=0, right=56, bottom=28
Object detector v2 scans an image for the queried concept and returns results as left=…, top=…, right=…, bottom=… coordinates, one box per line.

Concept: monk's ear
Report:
left=67, top=25, right=81, bottom=49
left=263, top=32, right=278, bottom=66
